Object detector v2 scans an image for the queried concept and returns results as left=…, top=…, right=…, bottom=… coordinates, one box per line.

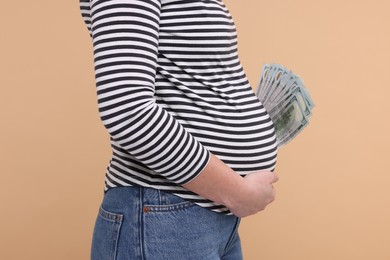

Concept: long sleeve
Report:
left=88, top=0, right=211, bottom=185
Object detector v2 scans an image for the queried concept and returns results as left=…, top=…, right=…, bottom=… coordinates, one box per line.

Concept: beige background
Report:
left=1, top=0, right=389, bottom=259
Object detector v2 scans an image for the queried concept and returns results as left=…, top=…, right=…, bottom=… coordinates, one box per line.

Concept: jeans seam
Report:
left=143, top=201, right=196, bottom=212
left=112, top=220, right=123, bottom=260
left=95, top=206, right=123, bottom=260
left=222, top=217, right=241, bottom=255
left=98, top=206, right=123, bottom=222
left=139, top=186, right=145, bottom=260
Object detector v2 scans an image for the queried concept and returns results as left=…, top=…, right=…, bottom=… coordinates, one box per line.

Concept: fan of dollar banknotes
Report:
left=255, top=63, right=315, bottom=147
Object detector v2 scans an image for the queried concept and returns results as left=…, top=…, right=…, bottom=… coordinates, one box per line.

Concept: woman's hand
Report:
left=182, top=153, right=278, bottom=218
left=226, top=171, right=279, bottom=218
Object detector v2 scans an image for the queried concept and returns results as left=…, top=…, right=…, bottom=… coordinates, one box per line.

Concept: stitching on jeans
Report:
left=98, top=206, right=123, bottom=222
left=112, top=218, right=123, bottom=260
left=222, top=217, right=241, bottom=256
left=139, top=187, right=145, bottom=260
left=97, top=206, right=123, bottom=260
left=143, top=201, right=196, bottom=212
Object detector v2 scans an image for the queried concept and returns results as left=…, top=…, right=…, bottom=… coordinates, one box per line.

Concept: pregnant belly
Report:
left=173, top=106, right=278, bottom=175
left=155, top=85, right=278, bottom=174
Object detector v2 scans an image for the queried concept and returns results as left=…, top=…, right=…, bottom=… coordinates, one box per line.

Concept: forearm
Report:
left=182, top=152, right=247, bottom=210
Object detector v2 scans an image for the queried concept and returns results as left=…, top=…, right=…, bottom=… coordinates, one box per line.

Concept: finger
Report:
left=268, top=187, right=276, bottom=204
left=261, top=171, right=278, bottom=183
left=271, top=172, right=279, bottom=183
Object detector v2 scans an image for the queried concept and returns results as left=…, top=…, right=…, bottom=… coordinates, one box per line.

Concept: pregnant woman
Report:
left=79, top=0, right=279, bottom=259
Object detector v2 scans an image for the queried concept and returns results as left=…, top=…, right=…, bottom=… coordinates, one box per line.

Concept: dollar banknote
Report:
left=255, top=63, right=314, bottom=147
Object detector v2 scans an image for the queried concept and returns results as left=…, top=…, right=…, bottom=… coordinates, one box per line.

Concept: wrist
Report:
left=221, top=174, right=247, bottom=211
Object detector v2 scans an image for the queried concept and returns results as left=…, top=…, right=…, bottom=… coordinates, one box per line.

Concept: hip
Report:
left=91, top=185, right=243, bottom=260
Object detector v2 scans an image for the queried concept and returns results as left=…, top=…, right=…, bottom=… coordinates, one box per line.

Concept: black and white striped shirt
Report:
left=79, top=0, right=277, bottom=215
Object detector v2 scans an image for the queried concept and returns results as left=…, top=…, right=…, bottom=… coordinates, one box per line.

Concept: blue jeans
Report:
left=90, top=186, right=243, bottom=260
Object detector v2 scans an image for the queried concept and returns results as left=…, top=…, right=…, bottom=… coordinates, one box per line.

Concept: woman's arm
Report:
left=183, top=153, right=278, bottom=217
left=89, top=0, right=210, bottom=184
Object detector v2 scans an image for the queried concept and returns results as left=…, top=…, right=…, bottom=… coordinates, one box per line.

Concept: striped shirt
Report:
left=79, top=0, right=278, bottom=215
